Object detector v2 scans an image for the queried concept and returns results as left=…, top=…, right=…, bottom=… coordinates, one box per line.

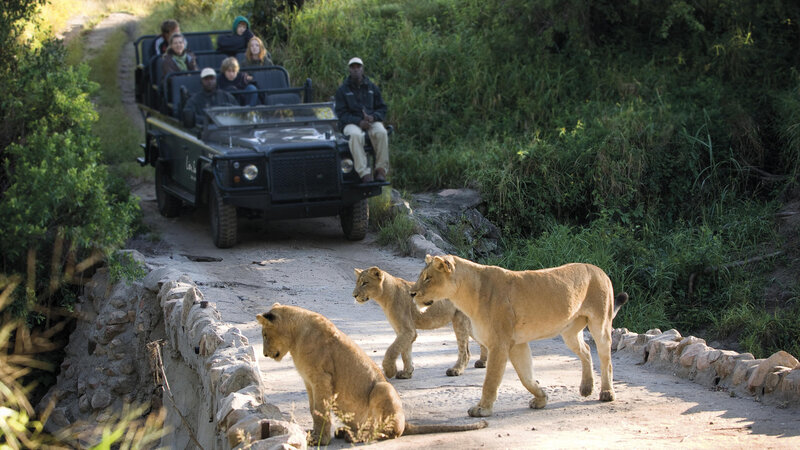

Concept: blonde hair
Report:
left=245, top=36, right=267, bottom=63
left=220, top=56, right=240, bottom=73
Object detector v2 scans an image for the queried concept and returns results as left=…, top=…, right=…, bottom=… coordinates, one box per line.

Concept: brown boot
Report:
left=374, top=168, right=386, bottom=181
left=361, top=173, right=374, bottom=183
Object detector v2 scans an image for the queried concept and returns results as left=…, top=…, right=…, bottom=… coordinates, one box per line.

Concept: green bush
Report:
left=0, top=10, right=139, bottom=315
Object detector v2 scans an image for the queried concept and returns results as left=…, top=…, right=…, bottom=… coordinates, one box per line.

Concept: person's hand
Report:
left=359, top=119, right=371, bottom=130
left=364, top=113, right=375, bottom=123
left=245, top=73, right=253, bottom=83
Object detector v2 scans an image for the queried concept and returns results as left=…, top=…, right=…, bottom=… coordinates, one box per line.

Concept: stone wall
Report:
left=40, top=251, right=306, bottom=449
left=612, top=327, right=800, bottom=407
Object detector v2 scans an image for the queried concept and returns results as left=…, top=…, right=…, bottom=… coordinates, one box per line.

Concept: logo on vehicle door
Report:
left=185, top=155, right=197, bottom=181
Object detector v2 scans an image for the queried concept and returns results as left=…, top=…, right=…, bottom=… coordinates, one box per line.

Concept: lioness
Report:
left=256, top=303, right=489, bottom=445
left=353, top=267, right=487, bottom=379
left=409, top=254, right=629, bottom=418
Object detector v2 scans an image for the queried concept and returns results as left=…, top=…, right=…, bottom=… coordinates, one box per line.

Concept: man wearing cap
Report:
left=334, top=57, right=390, bottom=183
left=182, top=68, right=238, bottom=126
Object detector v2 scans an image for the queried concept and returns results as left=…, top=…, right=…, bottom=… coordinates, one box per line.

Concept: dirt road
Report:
left=108, top=12, right=800, bottom=448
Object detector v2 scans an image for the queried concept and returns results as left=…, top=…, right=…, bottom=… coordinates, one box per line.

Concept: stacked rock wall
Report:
left=145, top=266, right=307, bottom=449
left=612, top=328, right=800, bottom=407
left=40, top=252, right=306, bottom=449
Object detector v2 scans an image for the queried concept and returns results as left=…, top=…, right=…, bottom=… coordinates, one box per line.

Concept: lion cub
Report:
left=256, top=304, right=488, bottom=445
left=353, top=267, right=487, bottom=379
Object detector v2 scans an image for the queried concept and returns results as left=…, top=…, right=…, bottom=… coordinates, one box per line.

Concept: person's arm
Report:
left=187, top=52, right=198, bottom=71
left=334, top=85, right=362, bottom=127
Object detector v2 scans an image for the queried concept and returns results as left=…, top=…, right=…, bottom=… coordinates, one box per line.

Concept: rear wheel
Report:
left=155, top=161, right=182, bottom=217
left=340, top=199, right=368, bottom=241
left=209, top=182, right=238, bottom=248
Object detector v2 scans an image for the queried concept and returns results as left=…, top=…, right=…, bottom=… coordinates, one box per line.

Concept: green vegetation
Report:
left=253, top=0, right=800, bottom=357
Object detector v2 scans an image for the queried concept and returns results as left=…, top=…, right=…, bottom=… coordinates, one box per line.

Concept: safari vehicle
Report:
left=133, top=32, right=389, bottom=248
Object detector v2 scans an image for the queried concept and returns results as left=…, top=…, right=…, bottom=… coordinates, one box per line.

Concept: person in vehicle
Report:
left=217, top=57, right=259, bottom=106
left=182, top=68, right=239, bottom=126
left=242, top=36, right=272, bottom=67
left=217, top=16, right=255, bottom=56
left=151, top=19, right=180, bottom=57
left=334, top=57, right=389, bottom=182
left=162, top=33, right=197, bottom=78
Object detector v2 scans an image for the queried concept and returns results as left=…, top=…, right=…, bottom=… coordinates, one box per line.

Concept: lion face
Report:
left=256, top=304, right=293, bottom=361
left=353, top=267, right=384, bottom=304
left=410, top=255, right=455, bottom=307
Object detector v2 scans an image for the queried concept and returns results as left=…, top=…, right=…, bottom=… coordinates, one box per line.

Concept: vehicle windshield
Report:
left=206, top=103, right=337, bottom=128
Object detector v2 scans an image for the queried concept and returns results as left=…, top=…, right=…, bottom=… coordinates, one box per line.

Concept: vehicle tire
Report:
left=340, top=199, right=369, bottom=241
left=155, top=161, right=182, bottom=218
left=209, top=182, right=238, bottom=248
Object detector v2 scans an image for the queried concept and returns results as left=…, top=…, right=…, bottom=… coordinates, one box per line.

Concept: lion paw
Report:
left=446, top=367, right=464, bottom=376
left=529, top=395, right=547, bottom=409
left=580, top=382, right=593, bottom=397
left=396, top=369, right=413, bottom=379
left=383, top=364, right=397, bottom=379
left=599, top=390, right=615, bottom=402
left=474, top=360, right=487, bottom=369
left=308, top=432, right=332, bottom=446
left=468, top=405, right=493, bottom=417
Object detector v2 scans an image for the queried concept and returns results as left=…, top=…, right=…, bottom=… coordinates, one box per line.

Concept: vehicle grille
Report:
left=270, top=149, right=340, bottom=202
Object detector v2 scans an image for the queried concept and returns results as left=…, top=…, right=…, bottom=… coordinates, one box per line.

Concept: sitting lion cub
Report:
left=353, top=267, right=487, bottom=379
left=409, top=254, right=629, bottom=418
left=256, top=304, right=489, bottom=445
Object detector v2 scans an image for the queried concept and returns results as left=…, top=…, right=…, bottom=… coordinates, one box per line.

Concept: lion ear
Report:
left=354, top=268, right=363, bottom=276
left=425, top=254, right=433, bottom=264
left=256, top=313, right=270, bottom=325
left=433, top=256, right=454, bottom=273
left=271, top=302, right=281, bottom=308
left=368, top=267, right=383, bottom=279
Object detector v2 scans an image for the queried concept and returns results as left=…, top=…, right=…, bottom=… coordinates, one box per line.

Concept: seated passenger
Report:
left=162, top=33, right=197, bottom=79
left=242, top=36, right=272, bottom=67
left=182, top=68, right=239, bottom=126
left=216, top=16, right=254, bottom=56
left=218, top=57, right=259, bottom=106
left=151, top=19, right=180, bottom=57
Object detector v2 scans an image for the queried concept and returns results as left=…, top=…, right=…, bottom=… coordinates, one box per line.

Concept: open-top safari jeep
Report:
left=133, top=32, right=388, bottom=248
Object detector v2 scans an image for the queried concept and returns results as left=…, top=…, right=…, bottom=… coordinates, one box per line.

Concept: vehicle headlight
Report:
left=341, top=158, right=354, bottom=174
left=243, top=164, right=259, bottom=181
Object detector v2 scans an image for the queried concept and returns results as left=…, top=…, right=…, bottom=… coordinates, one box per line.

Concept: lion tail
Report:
left=404, top=419, right=489, bottom=435
left=613, top=292, right=629, bottom=318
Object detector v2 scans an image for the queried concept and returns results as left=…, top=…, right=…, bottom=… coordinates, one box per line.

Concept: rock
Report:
left=91, top=388, right=113, bottom=410
left=696, top=349, right=722, bottom=371
left=679, top=343, right=708, bottom=367
left=407, top=234, right=444, bottom=259
left=747, top=351, right=800, bottom=392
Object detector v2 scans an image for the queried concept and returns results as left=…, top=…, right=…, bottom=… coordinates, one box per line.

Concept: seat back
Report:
left=165, top=71, right=203, bottom=118
left=185, top=33, right=213, bottom=52
left=195, top=52, right=229, bottom=72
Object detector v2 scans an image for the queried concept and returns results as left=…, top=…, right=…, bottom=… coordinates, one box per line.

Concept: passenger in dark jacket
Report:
left=151, top=19, right=180, bottom=57
left=216, top=16, right=254, bottom=56
left=242, top=36, right=273, bottom=67
left=334, top=57, right=389, bottom=182
left=182, top=68, right=238, bottom=126
left=162, top=33, right=197, bottom=79
left=217, top=57, right=258, bottom=106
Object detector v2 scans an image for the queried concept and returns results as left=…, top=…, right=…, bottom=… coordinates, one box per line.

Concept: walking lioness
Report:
left=409, top=254, right=628, bottom=418
left=256, top=304, right=489, bottom=445
left=353, top=267, right=487, bottom=378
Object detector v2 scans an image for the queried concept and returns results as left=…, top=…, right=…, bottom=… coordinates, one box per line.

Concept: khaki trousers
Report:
left=343, top=122, right=389, bottom=178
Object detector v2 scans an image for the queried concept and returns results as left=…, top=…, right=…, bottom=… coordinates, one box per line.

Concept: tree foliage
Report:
left=0, top=1, right=139, bottom=316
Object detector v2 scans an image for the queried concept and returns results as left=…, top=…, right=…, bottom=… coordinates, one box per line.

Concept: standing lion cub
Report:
left=353, top=267, right=487, bottom=378
left=409, top=254, right=628, bottom=418
left=256, top=303, right=488, bottom=445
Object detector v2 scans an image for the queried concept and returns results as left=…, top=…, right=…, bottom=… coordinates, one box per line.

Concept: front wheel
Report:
left=155, top=161, right=182, bottom=217
left=209, top=182, right=238, bottom=248
left=340, top=199, right=368, bottom=241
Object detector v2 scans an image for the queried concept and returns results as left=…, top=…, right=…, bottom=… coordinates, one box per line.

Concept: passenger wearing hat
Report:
left=217, top=15, right=256, bottom=56
left=182, top=68, right=238, bottom=127
left=334, top=57, right=390, bottom=182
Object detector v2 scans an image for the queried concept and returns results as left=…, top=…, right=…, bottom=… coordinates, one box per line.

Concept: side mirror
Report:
left=183, top=109, right=196, bottom=128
